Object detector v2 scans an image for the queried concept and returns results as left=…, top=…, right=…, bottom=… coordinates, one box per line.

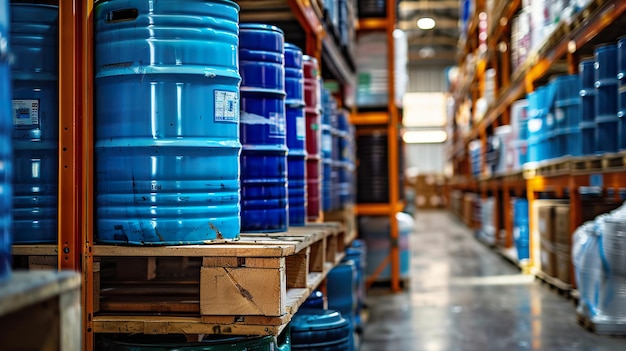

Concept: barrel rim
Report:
left=94, top=0, right=240, bottom=11
left=239, top=23, right=284, bottom=34
left=10, top=3, right=59, bottom=10
left=302, top=55, right=319, bottom=65
left=594, top=43, right=617, bottom=52
left=284, top=42, right=303, bottom=52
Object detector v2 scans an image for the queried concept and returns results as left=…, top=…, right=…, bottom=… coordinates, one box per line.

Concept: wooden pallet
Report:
left=12, top=244, right=58, bottom=270
left=577, top=312, right=626, bottom=336
left=323, top=204, right=357, bottom=246
left=92, top=223, right=345, bottom=336
left=535, top=270, right=574, bottom=298
left=602, top=151, right=626, bottom=170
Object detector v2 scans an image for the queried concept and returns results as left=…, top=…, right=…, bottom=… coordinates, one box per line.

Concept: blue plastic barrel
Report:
left=321, top=88, right=333, bottom=212
left=553, top=75, right=582, bottom=156
left=94, top=0, right=241, bottom=244
left=581, top=121, right=596, bottom=155
left=10, top=4, right=58, bottom=243
left=513, top=198, right=530, bottom=260
left=618, top=38, right=626, bottom=149
left=326, top=260, right=356, bottom=350
left=344, top=239, right=366, bottom=332
left=291, top=309, right=351, bottom=351
left=0, top=0, right=12, bottom=282
left=302, top=290, right=325, bottom=309
left=285, top=43, right=307, bottom=226
left=580, top=60, right=597, bottom=125
left=337, top=111, right=351, bottom=206
left=595, top=44, right=619, bottom=153
left=239, top=24, right=288, bottom=232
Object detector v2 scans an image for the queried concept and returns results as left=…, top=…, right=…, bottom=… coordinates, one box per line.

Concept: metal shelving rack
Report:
left=448, top=0, right=626, bottom=275
left=45, top=1, right=357, bottom=350
left=351, top=0, right=403, bottom=292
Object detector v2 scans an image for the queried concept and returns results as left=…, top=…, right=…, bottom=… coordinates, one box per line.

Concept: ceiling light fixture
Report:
left=403, top=130, right=447, bottom=144
left=417, top=17, right=436, bottom=30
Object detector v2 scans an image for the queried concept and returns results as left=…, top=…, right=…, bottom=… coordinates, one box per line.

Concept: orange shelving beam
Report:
left=385, top=0, right=401, bottom=293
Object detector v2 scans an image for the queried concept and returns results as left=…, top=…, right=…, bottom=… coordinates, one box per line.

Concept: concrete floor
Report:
left=360, top=211, right=626, bottom=351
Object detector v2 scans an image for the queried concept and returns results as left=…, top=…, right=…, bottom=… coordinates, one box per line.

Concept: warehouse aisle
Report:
left=360, top=211, right=626, bottom=351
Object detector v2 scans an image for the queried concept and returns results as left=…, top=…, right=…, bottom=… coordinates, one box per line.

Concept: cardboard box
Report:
left=555, top=249, right=572, bottom=284
left=554, top=205, right=571, bottom=247
left=538, top=205, right=556, bottom=243
left=540, top=237, right=557, bottom=278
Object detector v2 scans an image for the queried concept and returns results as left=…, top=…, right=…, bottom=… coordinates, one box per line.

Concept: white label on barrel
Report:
left=12, top=99, right=39, bottom=127
left=270, top=112, right=286, bottom=138
left=322, top=133, right=332, bottom=152
left=214, top=90, right=239, bottom=123
left=296, top=116, right=306, bottom=140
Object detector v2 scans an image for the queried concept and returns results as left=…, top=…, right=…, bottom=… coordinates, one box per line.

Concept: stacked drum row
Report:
left=5, top=0, right=355, bottom=248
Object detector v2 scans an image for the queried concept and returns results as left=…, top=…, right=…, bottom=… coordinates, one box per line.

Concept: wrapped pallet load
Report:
left=573, top=203, right=626, bottom=332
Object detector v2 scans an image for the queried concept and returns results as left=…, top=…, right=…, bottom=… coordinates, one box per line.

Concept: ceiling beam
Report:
left=399, top=0, right=460, bottom=12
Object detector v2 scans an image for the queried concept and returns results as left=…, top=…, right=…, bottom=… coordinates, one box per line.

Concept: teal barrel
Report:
left=10, top=3, right=58, bottom=243
left=94, top=0, right=242, bottom=244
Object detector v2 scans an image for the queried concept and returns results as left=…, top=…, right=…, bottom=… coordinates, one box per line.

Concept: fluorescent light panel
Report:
left=403, top=130, right=447, bottom=144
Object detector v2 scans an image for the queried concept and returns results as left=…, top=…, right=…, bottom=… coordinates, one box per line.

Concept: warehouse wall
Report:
left=404, top=64, right=449, bottom=174
left=404, top=143, right=446, bottom=173
left=407, top=64, right=449, bottom=92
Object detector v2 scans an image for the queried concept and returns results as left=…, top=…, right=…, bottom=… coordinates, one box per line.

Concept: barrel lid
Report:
left=240, top=23, right=284, bottom=35
left=291, top=309, right=349, bottom=331
left=308, top=290, right=324, bottom=300
left=595, top=43, right=617, bottom=52
left=285, top=43, right=302, bottom=52
left=302, top=55, right=319, bottom=65
left=350, top=239, right=366, bottom=248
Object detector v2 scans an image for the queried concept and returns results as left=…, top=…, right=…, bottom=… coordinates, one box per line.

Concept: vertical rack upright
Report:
left=353, top=0, right=403, bottom=292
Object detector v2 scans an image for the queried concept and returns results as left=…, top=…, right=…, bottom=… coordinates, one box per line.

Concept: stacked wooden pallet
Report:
left=84, top=222, right=351, bottom=337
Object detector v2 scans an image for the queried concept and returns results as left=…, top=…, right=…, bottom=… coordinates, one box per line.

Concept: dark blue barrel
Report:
left=337, top=111, right=352, bottom=206
left=304, top=56, right=321, bottom=221
left=102, top=334, right=290, bottom=351
left=330, top=108, right=342, bottom=210
left=553, top=74, right=582, bottom=156
left=0, top=0, right=12, bottom=282
left=291, top=309, right=351, bottom=351
left=618, top=38, right=626, bottom=149
left=239, top=24, right=288, bottom=232
left=285, top=43, right=307, bottom=226
left=94, top=0, right=241, bottom=244
left=344, top=239, right=366, bottom=332
left=513, top=198, right=530, bottom=260
left=326, top=260, right=356, bottom=350
left=580, top=60, right=596, bottom=155
left=595, top=44, right=619, bottom=153
left=10, top=4, right=58, bottom=243
left=302, top=290, right=325, bottom=309
left=321, top=88, right=333, bottom=212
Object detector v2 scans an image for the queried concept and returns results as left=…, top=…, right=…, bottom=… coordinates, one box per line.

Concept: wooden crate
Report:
left=92, top=223, right=345, bottom=336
